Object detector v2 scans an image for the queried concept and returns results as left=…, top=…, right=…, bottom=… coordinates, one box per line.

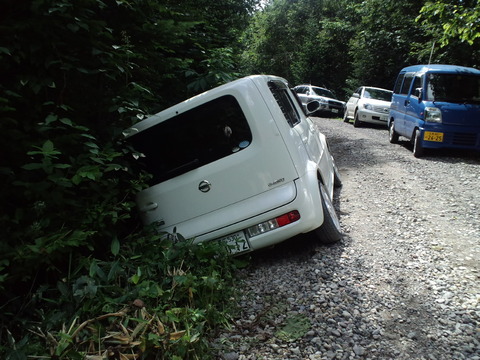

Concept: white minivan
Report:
left=125, top=75, right=342, bottom=254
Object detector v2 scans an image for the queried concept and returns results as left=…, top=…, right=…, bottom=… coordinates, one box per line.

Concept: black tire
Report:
left=353, top=111, right=362, bottom=127
left=412, top=129, right=424, bottom=158
left=314, top=182, right=342, bottom=244
left=332, top=156, right=342, bottom=188
left=389, top=120, right=399, bottom=144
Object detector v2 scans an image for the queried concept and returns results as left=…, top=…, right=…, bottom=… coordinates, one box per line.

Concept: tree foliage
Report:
left=0, top=0, right=256, bottom=357
left=240, top=0, right=480, bottom=98
left=418, top=0, right=480, bottom=46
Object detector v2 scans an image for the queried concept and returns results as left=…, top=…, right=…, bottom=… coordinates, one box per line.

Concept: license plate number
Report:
left=331, top=108, right=339, bottom=113
left=218, top=231, right=250, bottom=254
left=380, top=115, right=388, bottom=121
left=423, top=131, right=444, bottom=142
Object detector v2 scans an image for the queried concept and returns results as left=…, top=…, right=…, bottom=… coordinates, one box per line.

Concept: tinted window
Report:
left=411, top=76, right=422, bottom=97
left=426, top=73, right=480, bottom=103
left=312, top=87, right=337, bottom=99
left=400, top=73, right=414, bottom=95
left=393, top=73, right=405, bottom=94
left=129, top=95, right=252, bottom=184
left=269, top=81, right=301, bottom=127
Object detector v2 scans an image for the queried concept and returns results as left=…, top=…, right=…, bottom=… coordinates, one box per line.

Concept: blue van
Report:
left=388, top=64, right=480, bottom=157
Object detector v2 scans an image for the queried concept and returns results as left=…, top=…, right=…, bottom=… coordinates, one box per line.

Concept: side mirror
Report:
left=305, top=100, right=320, bottom=115
left=352, top=93, right=360, bottom=99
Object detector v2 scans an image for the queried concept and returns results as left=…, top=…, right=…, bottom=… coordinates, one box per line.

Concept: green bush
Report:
left=0, top=0, right=255, bottom=358
left=2, top=232, right=245, bottom=359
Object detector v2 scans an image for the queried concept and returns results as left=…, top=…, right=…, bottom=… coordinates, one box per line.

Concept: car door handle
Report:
left=404, top=99, right=410, bottom=106
left=139, top=202, right=158, bottom=212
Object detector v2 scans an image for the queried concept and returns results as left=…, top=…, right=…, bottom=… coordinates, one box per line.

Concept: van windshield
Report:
left=426, top=73, right=480, bottom=103
left=128, top=95, right=252, bottom=184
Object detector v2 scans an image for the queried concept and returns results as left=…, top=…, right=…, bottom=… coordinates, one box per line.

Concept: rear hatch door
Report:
left=128, top=81, right=299, bottom=234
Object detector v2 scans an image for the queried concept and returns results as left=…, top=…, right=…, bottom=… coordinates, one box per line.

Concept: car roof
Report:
left=361, top=86, right=392, bottom=92
left=400, top=64, right=480, bottom=75
left=295, top=84, right=329, bottom=90
left=125, top=74, right=287, bottom=136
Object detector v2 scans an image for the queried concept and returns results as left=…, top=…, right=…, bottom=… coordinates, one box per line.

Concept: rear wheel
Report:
left=388, top=120, right=399, bottom=143
left=412, top=129, right=424, bottom=158
left=314, top=182, right=342, bottom=244
left=332, top=156, right=342, bottom=188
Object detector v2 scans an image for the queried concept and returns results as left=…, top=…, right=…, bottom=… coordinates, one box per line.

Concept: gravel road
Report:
left=216, top=118, right=480, bottom=360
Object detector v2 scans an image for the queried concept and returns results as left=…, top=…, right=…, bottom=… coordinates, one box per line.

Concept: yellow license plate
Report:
left=423, top=131, right=444, bottom=142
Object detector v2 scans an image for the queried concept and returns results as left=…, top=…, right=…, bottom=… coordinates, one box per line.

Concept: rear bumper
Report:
left=167, top=174, right=325, bottom=252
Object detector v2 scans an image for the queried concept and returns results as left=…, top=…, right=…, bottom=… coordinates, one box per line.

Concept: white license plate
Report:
left=380, top=115, right=388, bottom=121
left=218, top=231, right=250, bottom=254
left=331, top=108, right=339, bottom=113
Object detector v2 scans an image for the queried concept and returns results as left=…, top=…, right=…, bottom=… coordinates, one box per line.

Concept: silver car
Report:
left=293, top=85, right=345, bottom=117
left=344, top=86, right=392, bottom=127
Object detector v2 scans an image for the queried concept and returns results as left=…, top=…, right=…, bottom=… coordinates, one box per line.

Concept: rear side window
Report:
left=129, top=95, right=252, bottom=184
left=269, top=81, right=301, bottom=127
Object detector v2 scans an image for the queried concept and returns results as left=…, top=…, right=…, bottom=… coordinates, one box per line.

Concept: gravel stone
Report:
left=215, top=119, right=480, bottom=360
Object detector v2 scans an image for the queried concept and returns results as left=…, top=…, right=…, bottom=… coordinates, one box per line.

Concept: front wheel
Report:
left=389, top=121, right=399, bottom=144
left=412, top=129, right=424, bottom=158
left=353, top=112, right=362, bottom=127
left=314, top=182, right=342, bottom=244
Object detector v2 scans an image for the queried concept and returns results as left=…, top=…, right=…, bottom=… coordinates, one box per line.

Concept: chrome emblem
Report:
left=198, top=180, right=211, bottom=193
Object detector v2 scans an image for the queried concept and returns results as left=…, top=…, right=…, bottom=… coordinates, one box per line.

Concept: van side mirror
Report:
left=352, top=93, right=360, bottom=99
left=414, top=87, right=423, bottom=100
left=305, top=100, right=320, bottom=115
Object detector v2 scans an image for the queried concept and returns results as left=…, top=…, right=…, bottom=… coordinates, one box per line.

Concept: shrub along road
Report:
left=215, top=118, right=480, bottom=360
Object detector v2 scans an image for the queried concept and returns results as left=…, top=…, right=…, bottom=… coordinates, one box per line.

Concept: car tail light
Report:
left=246, top=211, right=301, bottom=238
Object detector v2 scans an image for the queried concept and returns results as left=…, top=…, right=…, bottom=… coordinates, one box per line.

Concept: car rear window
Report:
left=128, top=95, right=252, bottom=184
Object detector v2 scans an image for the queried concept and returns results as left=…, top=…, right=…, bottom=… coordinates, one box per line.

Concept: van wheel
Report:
left=353, top=112, right=362, bottom=127
left=412, top=129, right=424, bottom=158
left=389, top=121, right=399, bottom=143
left=314, top=182, right=342, bottom=244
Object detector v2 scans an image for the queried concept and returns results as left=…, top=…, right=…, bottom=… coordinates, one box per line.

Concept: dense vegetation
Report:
left=241, top=0, right=480, bottom=99
left=1, top=0, right=479, bottom=358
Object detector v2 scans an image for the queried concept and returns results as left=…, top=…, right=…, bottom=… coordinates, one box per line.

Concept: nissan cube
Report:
left=125, top=75, right=342, bottom=254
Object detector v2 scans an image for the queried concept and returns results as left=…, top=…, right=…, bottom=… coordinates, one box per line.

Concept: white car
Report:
left=293, top=85, right=345, bottom=117
left=344, top=86, right=392, bottom=127
left=124, top=75, right=342, bottom=254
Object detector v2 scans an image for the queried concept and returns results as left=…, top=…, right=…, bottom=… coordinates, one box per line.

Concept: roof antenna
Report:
left=428, top=41, right=435, bottom=65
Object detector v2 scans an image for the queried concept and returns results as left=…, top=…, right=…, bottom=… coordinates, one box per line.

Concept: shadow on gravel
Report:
left=395, top=139, right=480, bottom=164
